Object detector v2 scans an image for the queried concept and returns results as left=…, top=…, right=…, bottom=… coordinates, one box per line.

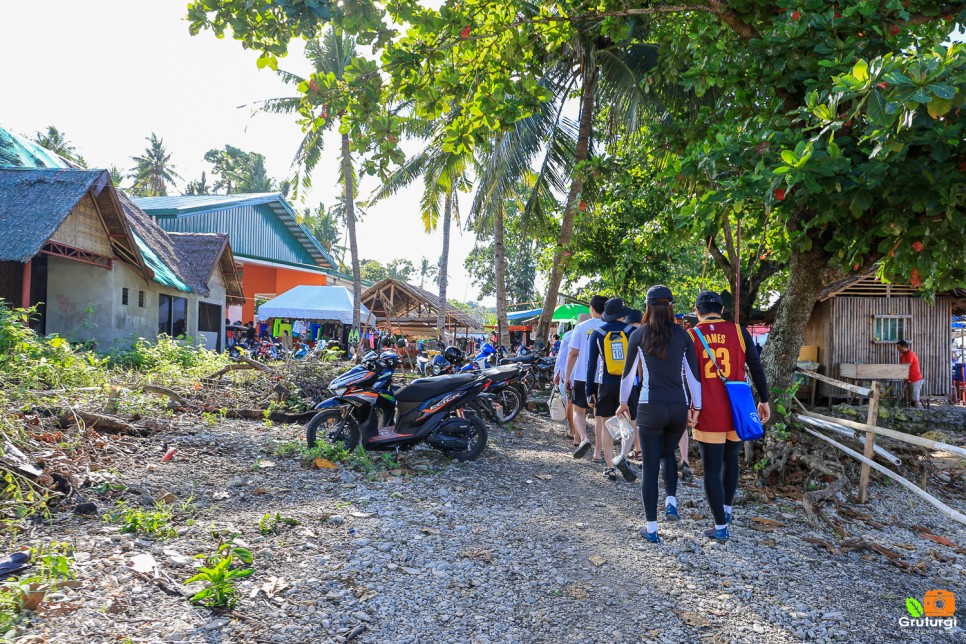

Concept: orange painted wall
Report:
left=239, top=262, right=327, bottom=323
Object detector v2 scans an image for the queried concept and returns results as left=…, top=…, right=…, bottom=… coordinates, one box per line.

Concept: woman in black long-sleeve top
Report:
left=616, top=285, right=702, bottom=544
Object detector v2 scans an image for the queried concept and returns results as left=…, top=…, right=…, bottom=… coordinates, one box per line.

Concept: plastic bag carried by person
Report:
left=605, top=414, right=634, bottom=442
left=549, top=389, right=567, bottom=422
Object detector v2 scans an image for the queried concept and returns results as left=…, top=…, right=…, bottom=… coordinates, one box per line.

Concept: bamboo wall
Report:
left=806, top=296, right=952, bottom=397
left=49, top=195, right=113, bottom=257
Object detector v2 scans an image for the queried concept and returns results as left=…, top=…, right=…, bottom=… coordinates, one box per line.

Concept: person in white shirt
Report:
left=555, top=314, right=590, bottom=446
left=565, top=296, right=607, bottom=460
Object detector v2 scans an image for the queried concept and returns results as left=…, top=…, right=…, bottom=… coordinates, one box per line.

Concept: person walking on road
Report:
left=554, top=315, right=589, bottom=446
left=566, top=296, right=607, bottom=459
left=586, top=297, right=636, bottom=481
left=687, top=290, right=770, bottom=542
left=617, top=286, right=701, bottom=543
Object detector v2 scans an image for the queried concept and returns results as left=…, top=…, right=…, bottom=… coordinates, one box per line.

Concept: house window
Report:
left=159, top=294, right=188, bottom=337
left=121, top=288, right=129, bottom=305
left=138, top=290, right=145, bottom=308
left=873, top=315, right=910, bottom=344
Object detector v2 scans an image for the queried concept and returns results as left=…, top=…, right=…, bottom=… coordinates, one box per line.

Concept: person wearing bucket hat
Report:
left=687, top=290, right=770, bottom=542
left=616, top=285, right=702, bottom=544
left=586, top=298, right=636, bottom=481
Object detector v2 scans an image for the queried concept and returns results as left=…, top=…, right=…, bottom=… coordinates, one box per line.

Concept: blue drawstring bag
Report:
left=693, top=328, right=765, bottom=442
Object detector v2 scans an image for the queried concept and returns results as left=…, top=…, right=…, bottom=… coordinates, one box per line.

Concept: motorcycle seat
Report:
left=501, top=354, right=536, bottom=364
left=482, top=365, right=521, bottom=382
left=394, top=374, right=479, bottom=402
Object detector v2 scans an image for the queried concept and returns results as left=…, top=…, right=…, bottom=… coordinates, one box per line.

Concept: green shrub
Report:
left=185, top=536, right=254, bottom=609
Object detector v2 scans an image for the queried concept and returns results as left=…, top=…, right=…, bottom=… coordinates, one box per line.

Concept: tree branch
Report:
left=708, top=237, right=732, bottom=276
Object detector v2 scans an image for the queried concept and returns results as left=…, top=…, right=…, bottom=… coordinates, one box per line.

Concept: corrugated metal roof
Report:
left=134, top=193, right=336, bottom=270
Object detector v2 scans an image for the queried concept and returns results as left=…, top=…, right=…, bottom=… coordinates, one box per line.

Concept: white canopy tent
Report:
left=256, top=285, right=369, bottom=324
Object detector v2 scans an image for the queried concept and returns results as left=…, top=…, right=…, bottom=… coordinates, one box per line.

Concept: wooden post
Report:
left=857, top=381, right=880, bottom=504
left=20, top=260, right=31, bottom=309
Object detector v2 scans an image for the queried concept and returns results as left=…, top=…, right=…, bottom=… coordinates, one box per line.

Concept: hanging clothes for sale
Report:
left=292, top=320, right=305, bottom=336
left=310, top=323, right=321, bottom=341
left=278, top=321, right=292, bottom=338
left=259, top=323, right=268, bottom=338
left=272, top=319, right=281, bottom=337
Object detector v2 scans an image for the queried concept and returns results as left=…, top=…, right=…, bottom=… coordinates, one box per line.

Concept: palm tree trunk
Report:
left=494, top=205, right=510, bottom=349
left=342, top=133, right=362, bottom=330
left=436, top=191, right=452, bottom=340
left=536, top=65, right=597, bottom=343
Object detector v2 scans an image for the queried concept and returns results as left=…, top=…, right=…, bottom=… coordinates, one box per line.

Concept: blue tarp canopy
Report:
left=507, top=307, right=542, bottom=321
left=257, top=286, right=369, bottom=324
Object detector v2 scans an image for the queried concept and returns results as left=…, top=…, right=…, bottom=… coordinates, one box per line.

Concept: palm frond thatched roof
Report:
left=169, top=232, right=245, bottom=305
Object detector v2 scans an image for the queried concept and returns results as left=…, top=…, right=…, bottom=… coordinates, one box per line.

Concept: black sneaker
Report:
left=603, top=468, right=618, bottom=481
left=572, top=441, right=591, bottom=459
left=612, top=456, right=638, bottom=482
left=680, top=462, right=694, bottom=483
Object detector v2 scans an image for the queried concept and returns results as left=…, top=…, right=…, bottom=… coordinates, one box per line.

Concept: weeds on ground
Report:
left=185, top=535, right=254, bottom=609
left=105, top=336, right=230, bottom=383
left=272, top=440, right=402, bottom=474
left=103, top=501, right=177, bottom=539
left=258, top=513, right=300, bottom=536
left=0, top=542, right=75, bottom=632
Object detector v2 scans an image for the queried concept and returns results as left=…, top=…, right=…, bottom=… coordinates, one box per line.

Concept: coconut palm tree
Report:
left=471, top=37, right=663, bottom=343
left=417, top=257, right=437, bottom=290
left=256, top=29, right=366, bottom=329
left=33, top=126, right=86, bottom=167
left=185, top=171, right=211, bottom=195
left=368, top=115, right=472, bottom=338
left=129, top=133, right=181, bottom=197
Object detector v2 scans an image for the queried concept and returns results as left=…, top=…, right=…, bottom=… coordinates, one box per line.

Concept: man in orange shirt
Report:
left=897, top=340, right=924, bottom=408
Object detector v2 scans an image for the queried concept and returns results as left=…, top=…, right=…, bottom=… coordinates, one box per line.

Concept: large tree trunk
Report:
left=493, top=205, right=510, bottom=349
left=759, top=241, right=843, bottom=478
left=437, top=191, right=452, bottom=340
left=341, top=133, right=362, bottom=330
left=535, top=63, right=598, bottom=343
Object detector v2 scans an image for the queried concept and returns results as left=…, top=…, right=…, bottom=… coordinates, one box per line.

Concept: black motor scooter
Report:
left=306, top=355, right=489, bottom=461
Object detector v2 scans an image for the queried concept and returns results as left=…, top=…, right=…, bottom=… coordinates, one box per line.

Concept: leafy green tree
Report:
left=129, top=133, right=180, bottom=197
left=33, top=126, right=86, bottom=167
left=360, top=259, right=387, bottom=282
left=202, top=145, right=279, bottom=193
left=386, top=259, right=416, bottom=282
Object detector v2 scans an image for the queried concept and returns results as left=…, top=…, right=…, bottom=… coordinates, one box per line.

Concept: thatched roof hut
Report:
left=0, top=168, right=146, bottom=274
left=169, top=232, right=244, bottom=305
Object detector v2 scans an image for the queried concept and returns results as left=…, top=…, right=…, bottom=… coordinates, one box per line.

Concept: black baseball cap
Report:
left=602, top=297, right=634, bottom=322
left=696, top=290, right=724, bottom=307
left=626, top=309, right=643, bottom=324
left=646, top=285, right=674, bottom=304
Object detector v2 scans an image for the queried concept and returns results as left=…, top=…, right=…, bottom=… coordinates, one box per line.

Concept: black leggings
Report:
left=698, top=440, right=742, bottom=526
left=637, top=403, right=688, bottom=522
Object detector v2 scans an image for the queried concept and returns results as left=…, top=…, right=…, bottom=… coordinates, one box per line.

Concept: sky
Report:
left=0, top=0, right=487, bottom=303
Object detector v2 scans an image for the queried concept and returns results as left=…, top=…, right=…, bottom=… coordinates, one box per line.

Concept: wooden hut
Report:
left=360, top=279, right=482, bottom=338
left=802, top=271, right=961, bottom=400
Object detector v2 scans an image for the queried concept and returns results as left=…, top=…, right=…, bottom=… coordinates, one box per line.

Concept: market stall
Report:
left=256, top=285, right=370, bottom=351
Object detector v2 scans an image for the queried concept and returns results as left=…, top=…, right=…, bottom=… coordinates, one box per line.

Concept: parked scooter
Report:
left=471, top=365, right=526, bottom=424
left=306, top=352, right=488, bottom=461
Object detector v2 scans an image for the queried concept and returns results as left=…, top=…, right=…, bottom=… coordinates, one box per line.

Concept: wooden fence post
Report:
left=857, top=381, right=880, bottom=503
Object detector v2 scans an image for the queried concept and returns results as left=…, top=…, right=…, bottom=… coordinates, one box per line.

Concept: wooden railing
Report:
left=793, top=369, right=966, bottom=525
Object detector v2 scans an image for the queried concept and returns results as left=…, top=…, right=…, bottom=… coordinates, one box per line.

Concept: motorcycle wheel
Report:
left=493, top=387, right=523, bottom=423
left=451, top=413, right=488, bottom=462
left=306, top=409, right=361, bottom=451
left=431, top=363, right=442, bottom=375
left=522, top=370, right=536, bottom=392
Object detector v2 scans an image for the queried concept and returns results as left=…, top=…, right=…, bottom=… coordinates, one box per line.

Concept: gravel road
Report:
left=17, top=411, right=966, bottom=643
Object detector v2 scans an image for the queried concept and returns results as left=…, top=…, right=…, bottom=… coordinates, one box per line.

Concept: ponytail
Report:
left=641, top=299, right=675, bottom=361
